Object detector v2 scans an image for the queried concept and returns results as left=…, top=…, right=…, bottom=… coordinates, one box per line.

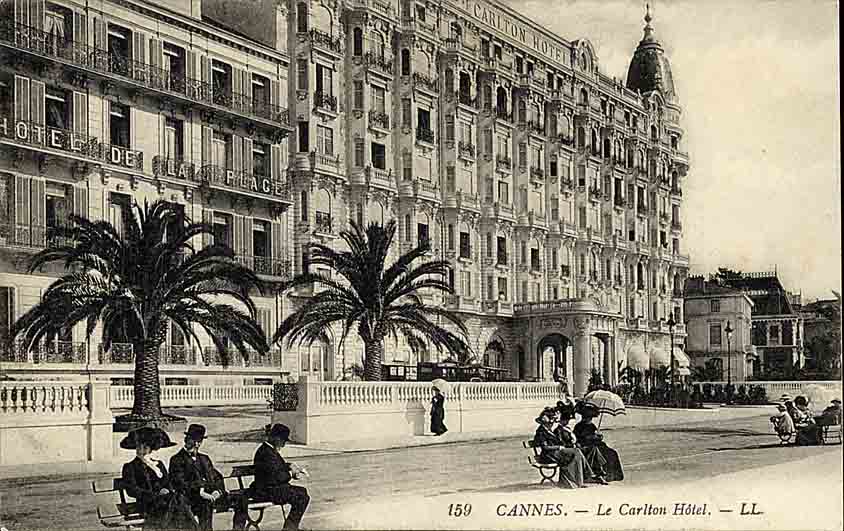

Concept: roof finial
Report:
left=643, top=3, right=655, bottom=41
left=645, top=3, right=652, bottom=25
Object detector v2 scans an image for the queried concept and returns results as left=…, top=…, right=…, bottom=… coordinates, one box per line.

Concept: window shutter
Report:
left=71, top=182, right=88, bottom=218
left=270, top=144, right=282, bottom=181
left=29, top=80, right=44, bottom=127
left=270, top=79, right=280, bottom=113
left=102, top=99, right=110, bottom=144
left=232, top=215, right=244, bottom=255
left=242, top=137, right=253, bottom=176
left=271, top=221, right=284, bottom=260
left=202, top=209, right=213, bottom=247
left=14, top=75, right=30, bottom=123
left=73, top=12, right=87, bottom=45
left=132, top=31, right=146, bottom=68
left=232, top=135, right=243, bottom=172
left=14, top=175, right=31, bottom=244
left=242, top=217, right=253, bottom=258
left=72, top=91, right=87, bottom=135
left=148, top=38, right=162, bottom=70
left=30, top=178, right=46, bottom=246
left=158, top=113, right=166, bottom=159
left=232, top=66, right=243, bottom=106
left=14, top=0, right=30, bottom=26
left=186, top=50, right=197, bottom=82
left=243, top=72, right=253, bottom=107
left=93, top=17, right=107, bottom=50
left=201, top=126, right=213, bottom=166
left=31, top=0, right=44, bottom=30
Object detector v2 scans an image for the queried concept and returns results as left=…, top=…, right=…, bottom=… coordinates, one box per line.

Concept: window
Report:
left=402, top=99, right=412, bottom=126
left=578, top=206, right=587, bottom=229
left=710, top=299, right=720, bottom=313
left=297, top=60, right=309, bottom=91
left=530, top=248, right=540, bottom=270
left=107, top=25, right=131, bottom=76
left=354, top=139, right=364, bottom=167
left=296, top=1, right=308, bottom=33
left=446, top=167, right=456, bottom=191
left=253, top=220, right=269, bottom=259
left=461, top=271, right=471, bottom=297
left=371, top=142, right=385, bottom=169
left=252, top=74, right=269, bottom=110
left=0, top=286, right=14, bottom=344
left=45, top=87, right=69, bottom=129
left=45, top=184, right=69, bottom=231
left=109, top=103, right=130, bottom=148
left=211, top=60, right=232, bottom=104
left=109, top=192, right=132, bottom=236
left=417, top=223, right=429, bottom=248
left=253, top=142, right=268, bottom=177
left=710, top=323, right=722, bottom=346
left=515, top=56, right=523, bottom=74
left=162, top=43, right=186, bottom=91
left=496, top=236, right=507, bottom=264
left=316, top=125, right=333, bottom=155
left=371, top=86, right=385, bottom=113
left=352, top=28, right=363, bottom=56
left=417, top=109, right=431, bottom=131
left=315, top=64, right=333, bottom=96
left=352, top=81, right=364, bottom=109
left=206, top=131, right=228, bottom=171
left=402, top=152, right=412, bottom=180
left=498, top=181, right=508, bottom=203
left=494, top=44, right=502, bottom=59
left=212, top=213, right=232, bottom=247
left=498, top=277, right=507, bottom=300
left=769, top=325, right=780, bottom=344
left=459, top=231, right=470, bottom=258
left=550, top=155, right=558, bottom=177
left=485, top=233, right=492, bottom=257
left=164, top=118, right=184, bottom=161
left=447, top=225, right=454, bottom=250
left=445, top=115, right=455, bottom=142
left=401, top=48, right=410, bottom=76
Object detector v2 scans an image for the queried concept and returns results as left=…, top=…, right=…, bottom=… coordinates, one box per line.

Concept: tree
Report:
left=10, top=200, right=268, bottom=428
left=690, top=359, right=724, bottom=382
left=274, top=220, right=468, bottom=381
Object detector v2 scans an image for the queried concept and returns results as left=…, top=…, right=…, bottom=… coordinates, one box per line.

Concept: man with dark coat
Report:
left=250, top=423, right=310, bottom=531
left=170, top=424, right=248, bottom=531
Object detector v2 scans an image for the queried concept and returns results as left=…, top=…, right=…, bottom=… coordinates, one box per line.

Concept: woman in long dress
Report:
left=573, top=404, right=624, bottom=483
left=120, top=427, right=198, bottom=530
left=431, top=387, right=448, bottom=435
left=533, top=407, right=592, bottom=489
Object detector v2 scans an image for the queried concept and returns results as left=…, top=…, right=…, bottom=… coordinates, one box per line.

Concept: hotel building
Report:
left=0, top=0, right=691, bottom=396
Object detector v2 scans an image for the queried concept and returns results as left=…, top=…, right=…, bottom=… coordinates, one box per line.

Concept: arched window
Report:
left=517, top=99, right=526, bottom=122
left=445, top=68, right=454, bottom=93
left=496, top=87, right=507, bottom=112
left=401, top=48, right=411, bottom=76
left=352, top=28, right=363, bottom=56
left=577, top=127, right=586, bottom=148
left=458, top=72, right=471, bottom=100
left=483, top=84, right=492, bottom=109
left=296, top=2, right=308, bottom=33
left=650, top=125, right=658, bottom=140
left=579, top=88, right=588, bottom=105
left=548, top=114, right=557, bottom=136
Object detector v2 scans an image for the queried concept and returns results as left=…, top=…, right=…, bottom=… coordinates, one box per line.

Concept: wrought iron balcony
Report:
left=309, top=28, right=343, bottom=54
left=588, top=186, right=602, bottom=201
left=496, top=156, right=512, bottom=170
left=416, top=127, right=435, bottom=144
left=495, top=106, right=512, bottom=122
left=530, top=166, right=544, bottom=179
left=458, top=141, right=475, bottom=158
left=0, top=340, right=87, bottom=364
left=560, top=264, right=571, bottom=277
left=368, top=109, right=390, bottom=130
left=0, top=222, right=76, bottom=251
left=236, top=255, right=293, bottom=279
left=497, top=253, right=508, bottom=266
left=315, top=211, right=333, bottom=234
left=159, top=345, right=196, bottom=365
left=98, top=343, right=135, bottom=364
left=0, top=21, right=290, bottom=128
left=195, top=165, right=291, bottom=201
left=363, top=52, right=393, bottom=75
left=314, top=91, right=338, bottom=113
left=412, top=72, right=438, bottom=93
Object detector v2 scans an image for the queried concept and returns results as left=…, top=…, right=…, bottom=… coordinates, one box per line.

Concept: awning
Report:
left=649, top=347, right=670, bottom=368
left=676, top=367, right=691, bottom=376
left=673, top=348, right=691, bottom=368
left=626, top=345, right=649, bottom=370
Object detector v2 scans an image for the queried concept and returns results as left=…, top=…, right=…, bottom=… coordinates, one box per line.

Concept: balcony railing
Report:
left=363, top=52, right=393, bottom=75
left=1, top=117, right=99, bottom=158
left=588, top=187, right=603, bottom=201
left=560, top=177, right=574, bottom=190
left=195, top=165, right=291, bottom=201
left=236, top=255, right=293, bottom=279
left=458, top=141, right=475, bottom=158
left=497, top=253, right=508, bottom=266
left=309, top=29, right=342, bottom=54
left=99, top=343, right=135, bottom=364
left=0, top=22, right=290, bottom=127
left=416, top=128, right=435, bottom=144
left=314, top=91, right=338, bottom=113
left=560, top=264, right=571, bottom=277
left=0, top=341, right=87, bottom=364
left=159, top=345, right=196, bottom=365
left=315, top=211, right=332, bottom=233
left=0, top=223, right=75, bottom=250
left=614, top=195, right=626, bottom=207
left=495, top=107, right=512, bottom=122
left=530, top=166, right=544, bottom=179
left=412, top=72, right=438, bottom=93
left=368, top=109, right=390, bottom=129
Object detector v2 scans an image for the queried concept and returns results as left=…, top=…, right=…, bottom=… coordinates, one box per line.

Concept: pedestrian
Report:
left=250, top=424, right=311, bottom=531
left=169, top=424, right=249, bottom=531
left=431, top=386, right=448, bottom=436
left=119, top=427, right=199, bottom=530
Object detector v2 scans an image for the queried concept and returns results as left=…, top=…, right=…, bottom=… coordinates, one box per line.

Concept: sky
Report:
left=503, top=0, right=841, bottom=301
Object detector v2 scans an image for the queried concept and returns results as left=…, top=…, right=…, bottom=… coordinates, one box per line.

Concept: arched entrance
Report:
left=537, top=334, right=571, bottom=384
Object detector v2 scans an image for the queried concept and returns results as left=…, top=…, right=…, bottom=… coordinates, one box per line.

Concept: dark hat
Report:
left=556, top=401, right=576, bottom=420
left=578, top=403, right=600, bottom=417
left=265, top=423, right=291, bottom=442
left=185, top=424, right=207, bottom=440
left=832, top=398, right=842, bottom=404
left=794, top=395, right=808, bottom=406
left=120, top=427, right=177, bottom=450
left=535, top=407, right=557, bottom=424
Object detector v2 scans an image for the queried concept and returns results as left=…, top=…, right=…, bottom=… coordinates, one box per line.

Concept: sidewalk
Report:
left=0, top=404, right=771, bottom=481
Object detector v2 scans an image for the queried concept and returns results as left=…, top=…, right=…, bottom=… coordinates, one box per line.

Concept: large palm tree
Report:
left=10, top=200, right=268, bottom=427
left=274, top=220, right=468, bottom=381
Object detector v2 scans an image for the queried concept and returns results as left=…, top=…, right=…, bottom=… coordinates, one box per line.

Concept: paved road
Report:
left=0, top=413, right=840, bottom=530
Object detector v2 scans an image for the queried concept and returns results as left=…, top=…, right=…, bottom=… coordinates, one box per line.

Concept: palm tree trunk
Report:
left=131, top=338, right=163, bottom=418
left=364, top=339, right=384, bottom=381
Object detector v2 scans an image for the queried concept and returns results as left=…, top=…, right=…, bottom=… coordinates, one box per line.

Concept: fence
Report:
left=694, top=381, right=841, bottom=402
left=0, top=380, right=113, bottom=466
left=109, top=385, right=274, bottom=408
left=272, top=378, right=567, bottom=444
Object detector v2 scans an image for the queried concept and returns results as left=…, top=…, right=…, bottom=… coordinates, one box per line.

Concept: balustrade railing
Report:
left=363, top=52, right=393, bottom=74
left=412, top=72, right=438, bottom=93
left=309, top=28, right=342, bottom=53
left=237, top=255, right=293, bottom=279
left=458, top=141, right=475, bottom=158
left=368, top=109, right=390, bottom=129
left=416, top=127, right=435, bottom=144
left=315, top=211, right=333, bottom=233
left=1, top=381, right=90, bottom=414
left=314, top=91, right=338, bottom=112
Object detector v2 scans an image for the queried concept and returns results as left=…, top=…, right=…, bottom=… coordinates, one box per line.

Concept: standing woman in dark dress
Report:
left=431, top=386, right=448, bottom=435
left=573, top=404, right=624, bottom=483
left=120, top=427, right=199, bottom=530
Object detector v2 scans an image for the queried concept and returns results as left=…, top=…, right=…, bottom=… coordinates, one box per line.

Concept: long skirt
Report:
left=796, top=423, right=822, bottom=446
left=431, top=408, right=448, bottom=435
left=545, top=448, right=593, bottom=489
left=582, top=444, right=624, bottom=482
left=142, top=492, right=199, bottom=530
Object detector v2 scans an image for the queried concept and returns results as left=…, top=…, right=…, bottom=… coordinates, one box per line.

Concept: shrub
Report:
left=270, top=382, right=299, bottom=411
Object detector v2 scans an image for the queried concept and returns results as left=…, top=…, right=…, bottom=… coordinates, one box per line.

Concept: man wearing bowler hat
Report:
left=170, top=424, right=248, bottom=531
left=251, top=423, right=310, bottom=531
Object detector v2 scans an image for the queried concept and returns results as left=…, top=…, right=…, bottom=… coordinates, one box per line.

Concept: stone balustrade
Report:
left=273, top=378, right=567, bottom=444
left=693, top=380, right=841, bottom=402
left=110, top=385, right=273, bottom=408
left=0, top=381, right=89, bottom=414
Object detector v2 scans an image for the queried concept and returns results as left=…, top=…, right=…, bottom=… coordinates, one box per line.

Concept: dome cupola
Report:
left=626, top=4, right=677, bottom=102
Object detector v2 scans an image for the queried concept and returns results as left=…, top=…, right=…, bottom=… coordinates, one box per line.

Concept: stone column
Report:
left=601, top=335, right=612, bottom=385
left=573, top=332, right=591, bottom=397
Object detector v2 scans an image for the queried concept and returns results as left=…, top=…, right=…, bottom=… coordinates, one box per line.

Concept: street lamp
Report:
left=725, top=321, right=734, bottom=404
left=667, top=315, right=676, bottom=402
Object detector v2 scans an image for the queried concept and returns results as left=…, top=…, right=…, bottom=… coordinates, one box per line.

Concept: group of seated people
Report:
left=532, top=399, right=624, bottom=488
left=771, top=395, right=842, bottom=446
left=119, top=423, right=310, bottom=530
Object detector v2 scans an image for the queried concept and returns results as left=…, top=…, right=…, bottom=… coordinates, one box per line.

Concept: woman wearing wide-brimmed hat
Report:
left=532, top=407, right=591, bottom=489
left=120, top=427, right=198, bottom=530
left=574, top=404, right=623, bottom=483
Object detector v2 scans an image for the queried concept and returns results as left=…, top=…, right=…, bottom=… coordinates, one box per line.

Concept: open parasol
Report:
left=431, top=378, right=452, bottom=394
left=583, top=389, right=626, bottom=429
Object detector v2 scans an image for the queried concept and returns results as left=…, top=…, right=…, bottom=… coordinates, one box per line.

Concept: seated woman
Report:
left=120, top=427, right=198, bottom=530
left=770, top=403, right=796, bottom=438
left=792, top=396, right=822, bottom=445
left=573, top=404, right=624, bottom=483
left=533, top=407, right=592, bottom=489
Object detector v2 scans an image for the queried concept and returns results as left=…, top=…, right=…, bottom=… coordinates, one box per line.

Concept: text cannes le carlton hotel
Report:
left=0, top=0, right=690, bottom=389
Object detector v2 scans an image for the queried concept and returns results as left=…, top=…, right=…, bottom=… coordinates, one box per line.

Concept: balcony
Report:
left=530, top=166, right=544, bottom=180
left=195, top=165, right=291, bottom=202
left=363, top=52, right=393, bottom=76
left=309, top=29, right=343, bottom=55
left=368, top=109, right=390, bottom=130
left=159, top=345, right=197, bottom=365
left=480, top=56, right=513, bottom=77
left=236, top=255, right=293, bottom=280
left=1, top=118, right=103, bottom=164
left=400, top=17, right=438, bottom=39
left=554, top=134, right=574, bottom=147
left=494, top=107, right=513, bottom=123
left=496, top=156, right=512, bottom=171
left=496, top=253, right=508, bottom=267
left=314, top=91, right=338, bottom=114
left=560, top=177, right=574, bottom=191
left=481, top=299, right=513, bottom=316
left=613, top=195, right=626, bottom=208
left=560, top=264, right=571, bottom=278
left=315, top=211, right=333, bottom=234
left=455, top=91, right=477, bottom=110
left=99, top=343, right=135, bottom=364
left=671, top=220, right=683, bottom=231
left=588, top=186, right=602, bottom=202
left=517, top=73, right=547, bottom=95
left=637, top=203, right=648, bottom=215
left=309, top=151, right=341, bottom=175
left=0, top=340, right=87, bottom=364
left=416, top=127, right=435, bottom=144
left=458, top=141, right=475, bottom=159
left=673, top=253, right=690, bottom=266
left=0, top=222, right=75, bottom=252
left=349, top=0, right=395, bottom=19
left=412, top=72, right=438, bottom=94
left=0, top=22, right=290, bottom=130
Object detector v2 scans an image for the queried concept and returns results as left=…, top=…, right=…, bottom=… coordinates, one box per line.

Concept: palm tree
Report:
left=274, top=220, right=468, bottom=381
left=10, top=200, right=268, bottom=428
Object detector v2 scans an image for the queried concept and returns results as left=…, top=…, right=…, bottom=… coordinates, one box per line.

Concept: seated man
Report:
left=170, top=424, right=248, bottom=531
left=573, top=404, right=624, bottom=482
left=819, top=399, right=842, bottom=423
left=251, top=424, right=311, bottom=531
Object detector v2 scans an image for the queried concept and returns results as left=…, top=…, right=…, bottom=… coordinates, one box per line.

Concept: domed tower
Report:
left=626, top=4, right=677, bottom=104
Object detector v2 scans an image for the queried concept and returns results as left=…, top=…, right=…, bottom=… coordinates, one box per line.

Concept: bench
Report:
left=523, top=440, right=558, bottom=484
left=815, top=415, right=842, bottom=445
left=770, top=418, right=794, bottom=445
left=92, top=465, right=288, bottom=531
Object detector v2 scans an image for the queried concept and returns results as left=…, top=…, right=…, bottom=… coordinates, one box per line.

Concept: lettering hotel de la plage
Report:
left=462, top=0, right=570, bottom=66
left=0, top=116, right=287, bottom=198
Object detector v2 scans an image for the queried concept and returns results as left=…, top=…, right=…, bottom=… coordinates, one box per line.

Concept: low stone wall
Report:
left=271, top=378, right=568, bottom=445
left=0, top=379, right=113, bottom=466
left=110, top=384, right=273, bottom=408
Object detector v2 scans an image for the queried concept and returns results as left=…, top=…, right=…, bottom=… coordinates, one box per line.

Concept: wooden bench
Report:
left=815, top=415, right=842, bottom=445
left=92, top=466, right=288, bottom=531
left=523, top=440, right=558, bottom=484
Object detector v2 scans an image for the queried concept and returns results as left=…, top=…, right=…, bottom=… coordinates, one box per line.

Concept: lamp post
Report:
left=667, top=315, right=676, bottom=402
left=725, top=321, right=734, bottom=404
